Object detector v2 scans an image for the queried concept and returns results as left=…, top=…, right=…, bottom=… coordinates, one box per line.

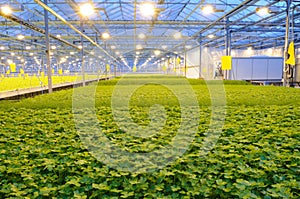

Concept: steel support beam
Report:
left=44, top=0, right=52, bottom=93
left=283, top=0, right=292, bottom=87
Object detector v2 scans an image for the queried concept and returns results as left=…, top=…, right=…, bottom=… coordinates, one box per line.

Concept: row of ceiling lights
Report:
left=0, top=2, right=196, bottom=64
left=0, top=2, right=278, bottom=69
left=0, top=2, right=281, bottom=41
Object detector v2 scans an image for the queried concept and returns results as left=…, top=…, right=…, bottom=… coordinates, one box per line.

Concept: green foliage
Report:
left=0, top=75, right=98, bottom=92
left=0, top=75, right=299, bottom=198
left=0, top=75, right=299, bottom=109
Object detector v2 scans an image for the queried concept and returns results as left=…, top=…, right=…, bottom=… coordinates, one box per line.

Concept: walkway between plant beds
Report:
left=0, top=77, right=110, bottom=100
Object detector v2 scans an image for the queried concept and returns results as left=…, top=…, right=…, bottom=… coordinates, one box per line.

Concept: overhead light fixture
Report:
left=56, top=34, right=61, bottom=38
left=7, top=59, right=13, bottom=64
left=136, top=44, right=143, bottom=50
left=79, top=3, right=95, bottom=17
left=207, top=34, right=215, bottom=39
left=51, top=45, right=57, bottom=50
left=17, top=34, right=25, bottom=40
left=267, top=48, right=273, bottom=55
left=29, top=53, right=34, bottom=56
left=174, top=32, right=182, bottom=39
left=138, top=33, right=146, bottom=39
left=246, top=47, right=254, bottom=55
left=162, top=45, right=167, bottom=50
left=154, top=50, right=161, bottom=56
left=25, top=46, right=31, bottom=50
left=102, top=32, right=110, bottom=39
left=140, top=3, right=155, bottom=17
left=110, top=45, right=116, bottom=50
left=78, top=45, right=83, bottom=49
left=60, top=57, right=67, bottom=63
left=256, top=7, right=269, bottom=16
left=11, top=52, right=15, bottom=56
left=201, top=4, right=224, bottom=14
left=201, top=5, right=214, bottom=14
left=0, top=5, right=12, bottom=15
left=0, top=46, right=5, bottom=50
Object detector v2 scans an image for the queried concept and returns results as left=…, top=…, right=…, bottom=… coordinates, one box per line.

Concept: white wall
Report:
left=182, top=46, right=300, bottom=82
left=230, top=57, right=283, bottom=80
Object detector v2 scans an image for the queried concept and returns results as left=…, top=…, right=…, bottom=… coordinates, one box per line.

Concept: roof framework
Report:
left=0, top=0, right=299, bottom=69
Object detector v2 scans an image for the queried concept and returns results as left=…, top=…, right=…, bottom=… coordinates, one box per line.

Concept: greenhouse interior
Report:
left=0, top=0, right=300, bottom=198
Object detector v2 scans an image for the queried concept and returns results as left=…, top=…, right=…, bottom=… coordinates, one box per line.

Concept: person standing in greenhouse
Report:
left=214, top=63, right=223, bottom=79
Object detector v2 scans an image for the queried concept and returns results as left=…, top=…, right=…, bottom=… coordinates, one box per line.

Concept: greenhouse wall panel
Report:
left=230, top=57, right=283, bottom=80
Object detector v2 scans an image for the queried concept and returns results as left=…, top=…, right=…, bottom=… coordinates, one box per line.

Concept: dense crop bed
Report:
left=0, top=75, right=99, bottom=92
left=0, top=75, right=299, bottom=198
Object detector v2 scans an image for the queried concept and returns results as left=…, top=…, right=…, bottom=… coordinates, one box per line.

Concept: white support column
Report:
left=44, top=0, right=52, bottom=93
left=199, top=34, right=202, bottom=79
left=80, top=18, right=86, bottom=86
left=224, top=17, right=231, bottom=80
left=283, top=0, right=292, bottom=87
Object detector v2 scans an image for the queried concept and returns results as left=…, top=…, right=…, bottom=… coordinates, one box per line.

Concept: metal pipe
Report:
left=80, top=18, right=85, bottom=87
left=283, top=0, right=292, bottom=87
left=0, top=12, right=80, bottom=50
left=169, top=0, right=258, bottom=53
left=2, top=19, right=297, bottom=27
left=196, top=0, right=257, bottom=36
left=199, top=34, right=202, bottom=79
left=184, top=42, right=187, bottom=77
left=34, top=0, right=117, bottom=62
left=224, top=17, right=231, bottom=80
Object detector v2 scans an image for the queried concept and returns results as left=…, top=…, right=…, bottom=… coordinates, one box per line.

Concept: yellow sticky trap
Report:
left=59, top=69, right=63, bottom=75
left=133, top=66, right=137, bottom=72
left=10, top=63, right=16, bottom=72
left=106, top=64, right=110, bottom=71
left=176, top=57, right=181, bottom=65
left=285, top=41, right=295, bottom=65
left=221, top=56, right=232, bottom=70
left=41, top=72, right=45, bottom=76
left=163, top=65, right=167, bottom=72
left=52, top=69, right=55, bottom=74
left=6, top=70, right=10, bottom=75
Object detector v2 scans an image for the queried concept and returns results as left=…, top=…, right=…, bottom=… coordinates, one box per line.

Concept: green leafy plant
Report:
left=0, top=75, right=299, bottom=198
